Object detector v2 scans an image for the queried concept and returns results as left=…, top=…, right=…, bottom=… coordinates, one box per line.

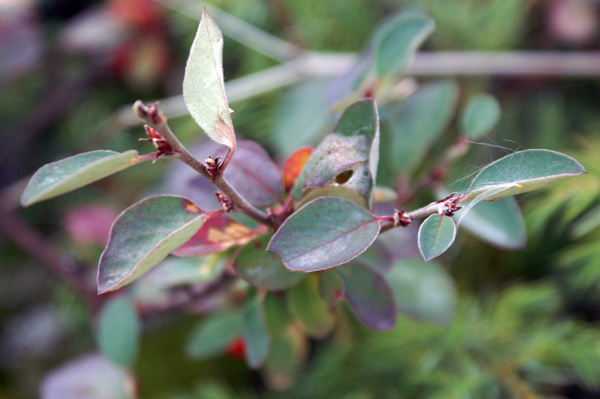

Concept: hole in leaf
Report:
left=335, top=170, right=354, bottom=184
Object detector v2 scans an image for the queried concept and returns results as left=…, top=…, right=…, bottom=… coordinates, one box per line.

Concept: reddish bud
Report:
left=204, top=156, right=222, bottom=180
left=393, top=210, right=411, bottom=227
left=215, top=192, right=233, bottom=212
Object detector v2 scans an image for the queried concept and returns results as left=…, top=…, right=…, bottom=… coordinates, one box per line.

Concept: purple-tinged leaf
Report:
left=338, top=263, right=397, bottom=330
left=98, top=196, right=207, bottom=294
left=242, top=297, right=271, bottom=369
left=318, top=271, right=345, bottom=306
left=287, top=276, right=335, bottom=338
left=418, top=214, right=456, bottom=261
left=268, top=197, right=381, bottom=272
left=183, top=9, right=236, bottom=164
left=172, top=215, right=259, bottom=256
left=234, top=234, right=304, bottom=291
left=21, top=150, right=139, bottom=207
left=460, top=149, right=586, bottom=203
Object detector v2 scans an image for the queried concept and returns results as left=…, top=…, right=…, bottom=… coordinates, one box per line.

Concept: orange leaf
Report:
left=283, top=147, right=313, bottom=191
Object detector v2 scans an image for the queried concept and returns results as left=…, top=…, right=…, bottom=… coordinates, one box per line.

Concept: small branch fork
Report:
left=133, top=101, right=276, bottom=229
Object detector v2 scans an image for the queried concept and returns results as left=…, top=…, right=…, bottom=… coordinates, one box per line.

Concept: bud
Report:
left=393, top=210, right=411, bottom=227
left=215, top=192, right=233, bottom=212
left=204, top=156, right=222, bottom=180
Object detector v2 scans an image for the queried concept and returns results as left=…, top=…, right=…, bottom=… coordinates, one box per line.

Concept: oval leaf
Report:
left=98, top=196, right=207, bottom=294
left=21, top=150, right=139, bottom=207
left=385, top=259, right=457, bottom=325
left=186, top=311, right=243, bottom=359
left=242, top=297, right=271, bottom=369
left=338, top=263, right=397, bottom=330
left=263, top=327, right=307, bottom=390
left=96, top=296, right=140, bottom=368
left=268, top=197, right=381, bottom=272
left=461, top=149, right=586, bottom=202
left=318, top=271, right=345, bottom=306
left=460, top=93, right=501, bottom=139
left=264, top=293, right=292, bottom=335
left=375, top=12, right=435, bottom=77
left=235, top=234, right=305, bottom=291
left=287, top=276, right=335, bottom=338
left=283, top=147, right=313, bottom=191
left=418, top=214, right=457, bottom=261
left=183, top=9, right=236, bottom=155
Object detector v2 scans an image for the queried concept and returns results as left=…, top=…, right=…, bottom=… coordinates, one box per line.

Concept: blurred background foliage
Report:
left=2, top=0, right=600, bottom=398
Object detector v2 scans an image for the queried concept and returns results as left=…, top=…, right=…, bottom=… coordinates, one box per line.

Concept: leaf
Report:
left=224, top=140, right=285, bottom=207
left=385, top=259, right=457, bottom=324
left=336, top=98, right=380, bottom=185
left=460, top=196, right=526, bottom=249
left=263, top=293, right=292, bottom=335
left=386, top=80, right=458, bottom=173
left=268, top=197, right=381, bottom=272
left=263, top=327, right=307, bottom=390
left=374, top=12, right=435, bottom=77
left=41, top=354, right=135, bottom=399
left=186, top=311, right=243, bottom=359
left=298, top=185, right=368, bottom=210
left=234, top=234, right=305, bottom=291
left=242, top=297, right=271, bottom=369
left=21, top=150, right=139, bottom=207
left=273, top=78, right=331, bottom=156
left=461, top=149, right=586, bottom=203
left=418, top=214, right=457, bottom=261
left=338, top=263, right=397, bottom=330
left=326, top=53, right=372, bottom=109
left=318, top=271, right=345, bottom=306
left=96, top=296, right=140, bottom=368
left=98, top=196, right=207, bottom=294
left=141, top=255, right=225, bottom=288
left=287, top=276, right=335, bottom=338
left=460, top=93, right=501, bottom=139
left=183, top=9, right=236, bottom=159
left=283, top=147, right=313, bottom=191
left=172, top=215, right=259, bottom=257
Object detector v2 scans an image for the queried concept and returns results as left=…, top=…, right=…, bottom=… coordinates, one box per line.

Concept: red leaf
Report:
left=283, top=147, right=313, bottom=191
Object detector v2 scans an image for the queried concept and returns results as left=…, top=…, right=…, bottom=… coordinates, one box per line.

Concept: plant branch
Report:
left=133, top=101, right=275, bottom=228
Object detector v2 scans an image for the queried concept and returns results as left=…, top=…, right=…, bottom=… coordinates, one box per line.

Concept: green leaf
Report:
left=336, top=98, right=380, bottom=185
left=273, top=78, right=330, bottom=156
left=460, top=93, right=501, bottom=139
left=387, top=80, right=458, bottom=173
left=374, top=12, right=435, bottom=77
left=418, top=214, right=456, bottom=261
left=242, top=297, right=271, bottom=369
left=460, top=196, right=526, bottom=249
left=385, top=259, right=457, bottom=324
left=268, top=197, right=381, bottom=272
left=21, top=150, right=139, bottom=207
left=298, top=185, right=368, bottom=210
left=96, top=296, right=140, bottom=368
left=98, top=196, right=207, bottom=294
left=234, top=234, right=304, bottom=291
left=461, top=149, right=586, bottom=202
left=186, top=311, right=243, bottom=359
left=318, top=271, right=345, bottom=306
left=183, top=9, right=235, bottom=155
left=263, top=328, right=306, bottom=390
left=288, top=276, right=335, bottom=338
left=338, top=263, right=397, bottom=330
left=264, top=293, right=292, bottom=335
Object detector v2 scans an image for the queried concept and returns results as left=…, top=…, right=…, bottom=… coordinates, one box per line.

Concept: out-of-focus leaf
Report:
left=387, top=80, right=458, bottom=174
left=242, top=297, right=271, bottom=369
left=235, top=234, right=304, bottom=291
left=326, top=53, right=372, bottom=109
left=172, top=215, right=259, bottom=256
left=183, top=9, right=235, bottom=159
left=21, top=150, right=139, bottom=207
left=263, top=327, right=307, bottom=390
left=460, top=196, right=526, bottom=249
left=460, top=93, right=501, bottom=139
left=460, top=150, right=586, bottom=203
left=41, top=354, right=135, bottom=399
left=385, top=259, right=457, bottom=324
left=96, top=296, right=140, bottom=369
left=338, top=263, right=397, bottom=330
left=376, top=222, right=421, bottom=261
left=141, top=255, right=225, bottom=288
left=98, top=196, right=207, bottom=294
left=374, top=12, right=434, bottom=77
left=186, top=311, right=243, bottom=359
left=273, top=78, right=330, bottom=156
left=288, top=276, right=335, bottom=338
left=225, top=140, right=284, bottom=207
left=318, top=271, right=345, bottom=306
left=571, top=204, right=600, bottom=239
left=418, top=214, right=456, bottom=261
left=264, top=293, right=292, bottom=335
left=63, top=205, right=118, bottom=246
left=298, top=185, right=368, bottom=209
left=268, top=198, right=380, bottom=272
left=283, top=147, right=313, bottom=191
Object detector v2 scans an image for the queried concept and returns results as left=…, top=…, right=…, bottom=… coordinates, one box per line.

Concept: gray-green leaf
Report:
left=418, top=214, right=457, bottom=261
left=242, top=297, right=271, bottom=369
left=96, top=296, right=140, bottom=368
left=460, top=93, right=501, bottom=139
left=21, top=150, right=139, bottom=207
left=186, top=311, right=243, bottom=359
